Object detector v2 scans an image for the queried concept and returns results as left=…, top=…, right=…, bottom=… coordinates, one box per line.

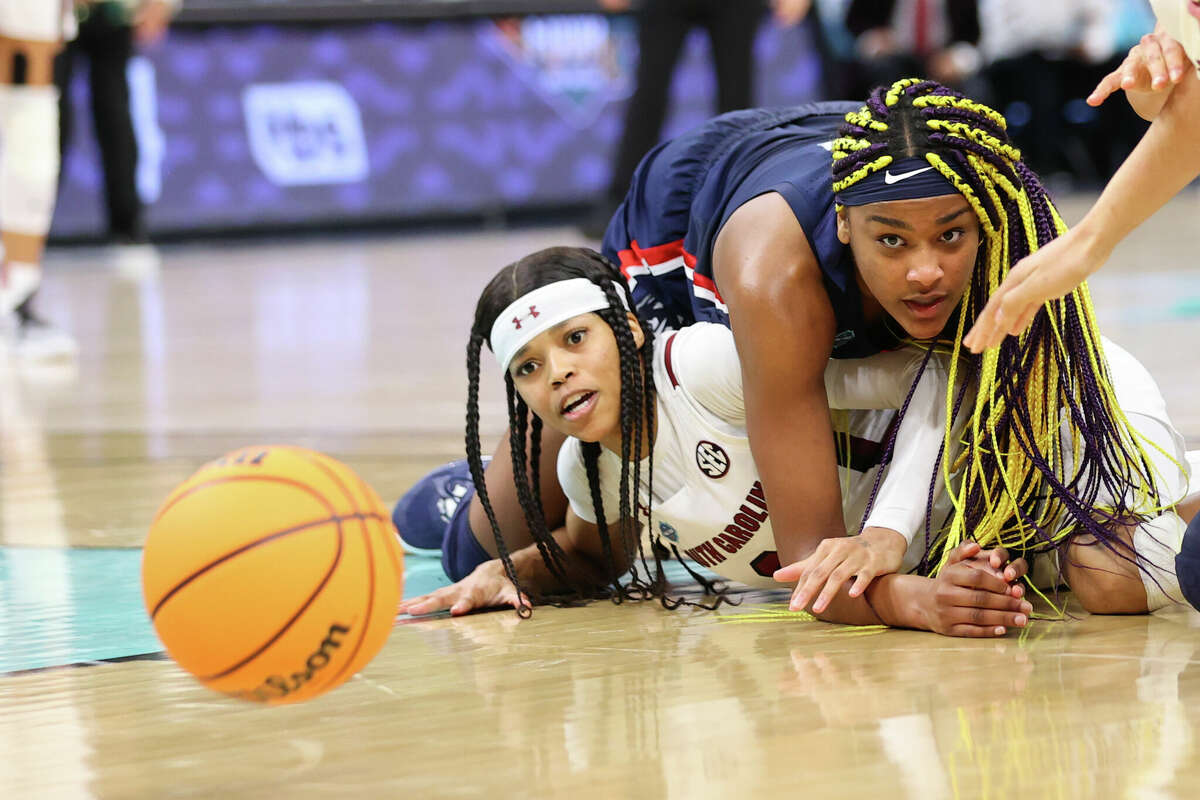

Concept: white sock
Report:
left=0, top=261, right=40, bottom=315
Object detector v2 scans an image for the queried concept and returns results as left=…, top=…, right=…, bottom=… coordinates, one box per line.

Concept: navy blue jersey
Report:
left=601, top=103, right=898, bottom=358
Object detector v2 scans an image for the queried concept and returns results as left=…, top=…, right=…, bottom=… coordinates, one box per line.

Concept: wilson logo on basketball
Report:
left=232, top=622, right=351, bottom=703
left=512, top=306, right=540, bottom=330
left=695, top=440, right=729, bottom=478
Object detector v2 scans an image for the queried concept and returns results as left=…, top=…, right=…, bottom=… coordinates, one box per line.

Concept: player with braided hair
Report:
left=598, top=78, right=1197, bottom=615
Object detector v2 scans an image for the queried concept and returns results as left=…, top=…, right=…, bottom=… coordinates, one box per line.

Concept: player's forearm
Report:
left=814, top=574, right=932, bottom=629
left=506, top=527, right=606, bottom=594
left=747, top=407, right=847, bottom=564
left=1074, top=70, right=1200, bottom=260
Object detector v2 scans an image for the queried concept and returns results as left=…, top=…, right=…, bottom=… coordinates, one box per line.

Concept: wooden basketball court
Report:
left=2, top=192, right=1198, bottom=798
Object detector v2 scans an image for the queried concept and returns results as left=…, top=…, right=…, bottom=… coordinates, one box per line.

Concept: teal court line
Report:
left=0, top=546, right=456, bottom=674
left=0, top=546, right=733, bottom=674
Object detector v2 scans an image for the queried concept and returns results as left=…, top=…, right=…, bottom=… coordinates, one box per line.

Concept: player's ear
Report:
left=626, top=312, right=645, bottom=349
left=836, top=207, right=851, bottom=245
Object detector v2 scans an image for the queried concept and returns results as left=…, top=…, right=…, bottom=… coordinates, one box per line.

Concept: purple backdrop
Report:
left=52, top=15, right=823, bottom=237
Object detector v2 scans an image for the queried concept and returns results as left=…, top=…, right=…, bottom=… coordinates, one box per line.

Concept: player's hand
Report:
left=1088, top=28, right=1190, bottom=116
left=922, top=541, right=1032, bottom=637
left=774, top=527, right=907, bottom=613
left=771, top=0, right=812, bottom=27
left=963, top=229, right=1104, bottom=352
left=397, top=559, right=530, bottom=617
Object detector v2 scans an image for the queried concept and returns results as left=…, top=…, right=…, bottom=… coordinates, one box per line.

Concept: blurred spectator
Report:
left=0, top=4, right=78, bottom=359
left=978, top=0, right=1151, bottom=184
left=55, top=0, right=179, bottom=246
left=582, top=0, right=811, bottom=238
left=807, top=0, right=861, bottom=99
left=845, top=0, right=982, bottom=97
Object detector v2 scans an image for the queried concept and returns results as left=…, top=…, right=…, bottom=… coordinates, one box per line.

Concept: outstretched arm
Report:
left=965, top=36, right=1200, bottom=352
left=399, top=509, right=621, bottom=616
left=714, top=192, right=845, bottom=565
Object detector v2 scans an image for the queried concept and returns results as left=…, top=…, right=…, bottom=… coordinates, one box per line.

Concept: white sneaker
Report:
left=109, top=242, right=161, bottom=282
left=13, top=313, right=78, bottom=362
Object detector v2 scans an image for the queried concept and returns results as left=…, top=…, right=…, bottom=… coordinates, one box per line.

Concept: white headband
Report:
left=490, top=278, right=630, bottom=370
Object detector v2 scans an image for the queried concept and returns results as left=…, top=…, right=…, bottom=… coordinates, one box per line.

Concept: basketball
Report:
left=141, top=445, right=404, bottom=704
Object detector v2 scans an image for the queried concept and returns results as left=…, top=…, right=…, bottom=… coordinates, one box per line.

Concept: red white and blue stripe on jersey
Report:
left=614, top=238, right=730, bottom=333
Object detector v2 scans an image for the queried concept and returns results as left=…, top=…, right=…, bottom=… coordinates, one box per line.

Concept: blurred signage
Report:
left=485, top=15, right=633, bottom=128
left=242, top=82, right=369, bottom=186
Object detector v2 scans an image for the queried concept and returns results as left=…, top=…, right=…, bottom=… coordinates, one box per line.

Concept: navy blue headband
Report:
left=834, top=157, right=958, bottom=206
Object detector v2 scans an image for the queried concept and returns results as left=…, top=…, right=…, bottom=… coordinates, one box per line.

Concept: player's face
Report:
left=1188, top=0, right=1200, bottom=23
left=508, top=311, right=644, bottom=452
left=838, top=195, right=980, bottom=340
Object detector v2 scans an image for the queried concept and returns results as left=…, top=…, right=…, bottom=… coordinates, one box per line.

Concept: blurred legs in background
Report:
left=0, top=3, right=78, bottom=361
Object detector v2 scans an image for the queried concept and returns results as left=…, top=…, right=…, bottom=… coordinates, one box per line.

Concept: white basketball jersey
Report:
left=558, top=324, right=947, bottom=589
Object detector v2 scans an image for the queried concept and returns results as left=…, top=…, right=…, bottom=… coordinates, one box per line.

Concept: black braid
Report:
left=464, top=331, right=531, bottom=616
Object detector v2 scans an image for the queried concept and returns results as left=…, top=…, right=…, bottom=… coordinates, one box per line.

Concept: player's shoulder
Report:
left=661, top=324, right=743, bottom=412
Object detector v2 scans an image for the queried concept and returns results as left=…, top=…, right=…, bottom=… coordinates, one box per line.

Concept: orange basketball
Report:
left=141, top=445, right=403, bottom=704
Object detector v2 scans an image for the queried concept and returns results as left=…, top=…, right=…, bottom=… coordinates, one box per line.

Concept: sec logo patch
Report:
left=695, top=440, right=729, bottom=479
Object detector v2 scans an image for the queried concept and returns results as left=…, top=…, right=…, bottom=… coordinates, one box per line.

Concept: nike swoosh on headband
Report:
left=884, top=166, right=935, bottom=184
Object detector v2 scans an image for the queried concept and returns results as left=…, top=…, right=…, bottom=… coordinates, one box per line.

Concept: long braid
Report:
left=833, top=79, right=1164, bottom=574
left=506, top=380, right=581, bottom=594
left=464, top=331, right=531, bottom=616
left=581, top=439, right=623, bottom=599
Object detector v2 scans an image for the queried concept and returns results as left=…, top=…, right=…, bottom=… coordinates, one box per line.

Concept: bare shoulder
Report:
left=713, top=192, right=819, bottom=289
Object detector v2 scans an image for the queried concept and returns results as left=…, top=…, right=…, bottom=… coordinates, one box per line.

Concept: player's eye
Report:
left=879, top=234, right=904, bottom=248
left=940, top=228, right=964, bottom=244
left=566, top=328, right=587, bottom=346
left=513, top=359, right=538, bottom=378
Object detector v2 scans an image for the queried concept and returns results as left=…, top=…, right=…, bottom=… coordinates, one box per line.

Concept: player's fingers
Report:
left=946, top=623, right=1009, bottom=638
left=497, top=584, right=529, bottom=611
left=401, top=592, right=453, bottom=616
left=1142, top=36, right=1169, bottom=89
left=1120, top=50, right=1154, bottom=92
left=847, top=568, right=877, bottom=598
left=948, top=563, right=1013, bottom=595
left=945, top=540, right=982, bottom=566
left=396, top=595, right=427, bottom=614
left=1004, top=557, right=1030, bottom=584
left=965, top=302, right=1010, bottom=351
left=789, top=552, right=843, bottom=610
left=1005, top=302, right=1041, bottom=339
left=1162, top=36, right=1189, bottom=82
left=812, top=564, right=856, bottom=613
left=983, top=546, right=1010, bottom=571
left=958, top=604, right=1029, bottom=629
left=773, top=557, right=811, bottom=582
left=1087, top=68, right=1125, bottom=105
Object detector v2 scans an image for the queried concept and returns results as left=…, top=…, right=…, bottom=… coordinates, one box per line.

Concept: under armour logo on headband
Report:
left=490, top=279, right=630, bottom=370
left=512, top=306, right=540, bottom=330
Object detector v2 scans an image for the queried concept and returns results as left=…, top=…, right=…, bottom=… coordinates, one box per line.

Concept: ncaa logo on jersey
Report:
left=658, top=520, right=679, bottom=542
left=695, top=440, right=730, bottom=479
